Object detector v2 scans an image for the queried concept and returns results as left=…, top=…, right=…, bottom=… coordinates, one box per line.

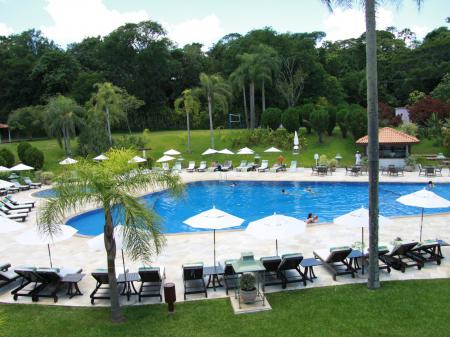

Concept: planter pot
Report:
left=240, top=288, right=257, bottom=304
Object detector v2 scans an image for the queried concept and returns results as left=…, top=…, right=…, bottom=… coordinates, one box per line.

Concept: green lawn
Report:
left=0, top=129, right=446, bottom=174
left=1, top=279, right=449, bottom=337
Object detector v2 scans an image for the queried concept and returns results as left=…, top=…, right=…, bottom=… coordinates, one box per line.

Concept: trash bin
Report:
left=164, top=283, right=176, bottom=313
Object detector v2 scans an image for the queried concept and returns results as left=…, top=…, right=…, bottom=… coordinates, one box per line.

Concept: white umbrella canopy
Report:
left=237, top=147, right=254, bottom=155
left=14, top=225, right=78, bottom=267
left=0, top=179, right=14, bottom=189
left=164, top=149, right=181, bottom=156
left=397, top=189, right=450, bottom=241
left=245, top=213, right=306, bottom=255
left=0, top=166, right=10, bottom=172
left=156, top=155, right=176, bottom=163
left=59, top=157, right=78, bottom=165
left=217, top=148, right=234, bottom=155
left=128, top=156, right=147, bottom=164
left=0, top=216, right=25, bottom=233
left=93, top=154, right=108, bottom=161
left=88, top=225, right=125, bottom=251
left=184, top=207, right=244, bottom=266
left=202, top=148, right=218, bottom=155
left=264, top=147, right=282, bottom=153
left=10, top=163, right=34, bottom=171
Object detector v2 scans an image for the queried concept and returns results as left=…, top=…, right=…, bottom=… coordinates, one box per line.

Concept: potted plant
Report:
left=240, top=273, right=257, bottom=304
left=404, top=156, right=416, bottom=172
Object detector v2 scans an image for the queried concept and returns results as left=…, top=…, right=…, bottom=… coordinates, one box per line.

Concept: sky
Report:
left=0, top=0, right=448, bottom=48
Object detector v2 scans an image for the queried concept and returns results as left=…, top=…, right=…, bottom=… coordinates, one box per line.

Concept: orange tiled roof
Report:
left=0, top=123, right=8, bottom=128
left=356, top=127, right=420, bottom=144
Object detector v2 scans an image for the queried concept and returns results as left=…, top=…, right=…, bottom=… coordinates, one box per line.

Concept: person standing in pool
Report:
left=427, top=181, right=434, bottom=190
left=355, top=151, right=362, bottom=166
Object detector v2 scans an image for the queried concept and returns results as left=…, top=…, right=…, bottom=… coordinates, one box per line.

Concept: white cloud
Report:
left=323, top=7, right=393, bottom=41
left=40, top=0, right=149, bottom=46
left=167, top=14, right=224, bottom=49
left=411, top=25, right=430, bottom=39
left=0, top=22, right=13, bottom=36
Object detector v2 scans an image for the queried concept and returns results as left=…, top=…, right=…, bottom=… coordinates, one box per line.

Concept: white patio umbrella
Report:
left=156, top=155, right=176, bottom=163
left=202, top=148, right=218, bottom=155
left=334, top=207, right=393, bottom=274
left=93, top=154, right=108, bottom=161
left=264, top=147, right=282, bottom=153
left=10, top=163, right=34, bottom=171
left=0, top=216, right=25, bottom=233
left=14, top=225, right=77, bottom=267
left=59, top=157, right=78, bottom=165
left=294, top=131, right=299, bottom=153
left=0, top=179, right=14, bottom=189
left=0, top=166, right=10, bottom=172
left=217, top=148, right=234, bottom=155
left=128, top=156, right=147, bottom=164
left=237, top=147, right=254, bottom=155
left=396, top=189, right=450, bottom=241
left=246, top=213, right=306, bottom=256
left=184, top=207, right=244, bottom=267
left=164, top=149, right=181, bottom=156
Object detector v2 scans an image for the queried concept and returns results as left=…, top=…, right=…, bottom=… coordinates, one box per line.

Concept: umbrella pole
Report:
left=122, top=249, right=127, bottom=283
left=213, top=229, right=216, bottom=268
left=361, top=227, right=364, bottom=275
left=420, top=208, right=424, bottom=242
left=276, top=239, right=278, bottom=256
left=47, top=243, right=53, bottom=268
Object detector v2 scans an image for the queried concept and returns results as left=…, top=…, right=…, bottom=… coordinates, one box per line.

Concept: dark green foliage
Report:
left=298, top=103, right=315, bottom=133
left=0, top=148, right=15, bottom=167
left=22, top=147, right=44, bottom=169
left=346, top=104, right=368, bottom=139
left=230, top=128, right=300, bottom=150
left=7, top=105, right=46, bottom=138
left=281, top=107, right=300, bottom=132
left=327, top=106, right=337, bottom=136
left=309, top=106, right=329, bottom=143
left=0, top=155, right=6, bottom=167
left=260, top=107, right=282, bottom=130
left=76, top=120, right=110, bottom=156
left=336, top=103, right=349, bottom=138
left=113, top=135, right=145, bottom=150
left=17, top=142, right=32, bottom=162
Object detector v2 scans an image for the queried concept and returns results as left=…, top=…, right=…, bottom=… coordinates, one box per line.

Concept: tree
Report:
left=23, top=147, right=44, bottom=169
left=336, top=103, right=349, bottom=138
left=76, top=119, right=110, bottom=156
left=431, top=73, right=450, bottom=103
left=45, top=95, right=83, bottom=156
left=298, top=103, right=315, bottom=134
left=229, top=66, right=249, bottom=128
left=346, top=104, right=368, bottom=139
left=276, top=57, right=305, bottom=108
left=408, top=95, right=450, bottom=125
left=193, top=73, right=231, bottom=148
left=119, top=89, right=145, bottom=134
left=260, top=107, right=282, bottom=130
left=8, top=105, right=46, bottom=138
left=39, top=149, right=182, bottom=323
left=174, top=89, right=200, bottom=153
left=281, top=107, right=301, bottom=132
left=0, top=148, right=15, bottom=167
left=309, top=106, right=329, bottom=143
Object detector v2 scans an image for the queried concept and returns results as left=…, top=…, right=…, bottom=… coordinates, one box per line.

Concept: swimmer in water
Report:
left=230, top=182, right=237, bottom=187
left=427, top=181, right=434, bottom=190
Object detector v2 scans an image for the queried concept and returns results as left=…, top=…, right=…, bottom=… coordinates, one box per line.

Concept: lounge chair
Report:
left=6, top=195, right=36, bottom=208
left=435, top=167, right=443, bottom=176
left=0, top=264, right=20, bottom=288
left=182, top=263, right=207, bottom=300
left=418, top=164, right=426, bottom=176
left=2, top=199, right=32, bottom=212
left=197, top=161, right=207, bottom=172
left=24, top=177, right=41, bottom=188
left=222, top=161, right=233, bottom=172
left=311, top=166, right=319, bottom=175
left=235, top=161, right=248, bottom=172
left=313, top=247, right=356, bottom=281
left=138, top=267, right=164, bottom=302
left=289, top=161, right=297, bottom=172
left=270, top=164, right=286, bottom=172
left=6, top=186, right=19, bottom=194
left=11, top=267, right=46, bottom=301
left=90, top=269, right=117, bottom=304
left=408, top=240, right=443, bottom=265
left=0, top=189, right=7, bottom=196
left=260, top=254, right=306, bottom=288
left=257, top=160, right=269, bottom=172
left=186, top=161, right=196, bottom=172
left=378, top=241, right=423, bottom=273
left=0, top=205, right=29, bottom=216
left=172, top=162, right=182, bottom=173
left=11, top=180, right=30, bottom=191
left=34, top=267, right=84, bottom=302
left=260, top=256, right=282, bottom=287
left=0, top=210, right=28, bottom=222
left=222, top=260, right=239, bottom=295
left=161, top=162, right=170, bottom=172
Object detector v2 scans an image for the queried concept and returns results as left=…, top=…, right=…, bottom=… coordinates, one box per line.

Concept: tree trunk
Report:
left=261, top=79, right=266, bottom=113
left=186, top=111, right=191, bottom=153
left=365, top=0, right=380, bottom=290
left=62, top=126, right=71, bottom=156
left=249, top=81, right=255, bottom=129
left=242, top=86, right=249, bottom=128
left=125, top=113, right=132, bottom=135
left=104, top=208, right=123, bottom=322
left=207, top=93, right=214, bottom=149
left=105, top=106, right=112, bottom=146
left=318, top=132, right=323, bottom=144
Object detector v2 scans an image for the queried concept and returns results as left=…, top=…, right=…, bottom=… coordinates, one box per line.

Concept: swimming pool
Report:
left=65, top=181, right=450, bottom=236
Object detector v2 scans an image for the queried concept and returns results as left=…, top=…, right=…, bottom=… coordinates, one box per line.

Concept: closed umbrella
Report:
left=14, top=225, right=77, bottom=267
left=93, top=154, right=108, bottom=161
left=293, top=131, right=299, bottom=153
left=10, top=163, right=34, bottom=171
left=128, top=156, right=147, bottom=164
left=217, top=149, right=234, bottom=155
left=0, top=216, right=25, bottom=233
left=237, top=147, right=254, bottom=155
left=396, top=189, right=450, bottom=241
left=164, top=149, right=181, bottom=156
left=264, top=147, right=282, bottom=153
left=59, top=158, right=78, bottom=165
left=202, top=148, right=218, bottom=155
left=184, top=207, right=244, bottom=267
left=246, top=213, right=306, bottom=256
left=334, top=207, right=393, bottom=274
left=156, top=155, right=176, bottom=163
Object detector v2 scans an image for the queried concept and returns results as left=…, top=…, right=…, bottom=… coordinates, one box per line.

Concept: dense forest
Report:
left=0, top=20, right=449, bottom=137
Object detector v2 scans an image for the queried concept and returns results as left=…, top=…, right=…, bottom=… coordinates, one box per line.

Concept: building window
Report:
left=379, top=145, right=406, bottom=158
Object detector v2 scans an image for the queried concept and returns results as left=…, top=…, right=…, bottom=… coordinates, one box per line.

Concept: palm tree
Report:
left=39, top=149, right=182, bottom=322
left=253, top=44, right=280, bottom=113
left=45, top=95, right=83, bottom=156
left=174, top=89, right=200, bottom=153
left=229, top=67, right=249, bottom=128
left=194, top=73, right=232, bottom=149
left=321, top=0, right=423, bottom=290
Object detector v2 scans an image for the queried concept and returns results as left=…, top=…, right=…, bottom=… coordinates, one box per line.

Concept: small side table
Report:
left=347, top=250, right=365, bottom=273
left=203, top=265, right=224, bottom=291
left=118, top=272, right=140, bottom=300
left=300, top=258, right=322, bottom=283
left=63, top=273, right=85, bottom=298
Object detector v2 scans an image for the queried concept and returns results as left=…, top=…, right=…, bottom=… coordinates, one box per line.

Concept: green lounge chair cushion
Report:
left=241, top=252, right=254, bottom=261
left=225, top=259, right=238, bottom=265
left=183, top=262, right=203, bottom=268
left=281, top=253, right=303, bottom=259
left=94, top=268, right=108, bottom=273
left=139, top=266, right=160, bottom=272
left=330, top=246, right=351, bottom=252
left=378, top=245, right=389, bottom=251
left=419, top=240, right=438, bottom=246
left=37, top=267, right=60, bottom=273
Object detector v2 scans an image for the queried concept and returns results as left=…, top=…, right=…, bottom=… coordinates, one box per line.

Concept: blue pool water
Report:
left=64, top=181, right=450, bottom=236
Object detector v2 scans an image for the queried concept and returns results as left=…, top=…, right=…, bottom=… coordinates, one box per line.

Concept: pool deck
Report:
left=1, top=168, right=449, bottom=307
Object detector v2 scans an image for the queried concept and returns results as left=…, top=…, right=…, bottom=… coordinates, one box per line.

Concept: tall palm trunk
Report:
left=186, top=111, right=191, bottom=153
left=261, top=79, right=266, bottom=113
left=105, top=106, right=112, bottom=146
left=242, top=86, right=249, bottom=128
left=207, top=92, right=215, bottom=149
left=366, top=0, right=380, bottom=290
left=104, top=208, right=123, bottom=322
left=249, top=81, right=255, bottom=129
left=61, top=125, right=71, bottom=156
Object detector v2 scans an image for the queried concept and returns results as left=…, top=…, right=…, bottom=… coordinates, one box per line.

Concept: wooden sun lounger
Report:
left=314, top=248, right=355, bottom=281
left=222, top=260, right=239, bottom=295
left=34, top=267, right=84, bottom=302
left=182, top=263, right=207, bottom=300
left=378, top=242, right=424, bottom=273
left=138, top=267, right=163, bottom=302
left=408, top=240, right=444, bottom=265
left=11, top=267, right=46, bottom=302
left=0, top=264, right=20, bottom=289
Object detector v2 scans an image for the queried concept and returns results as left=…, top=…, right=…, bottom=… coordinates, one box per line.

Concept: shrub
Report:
left=23, top=147, right=44, bottom=169
left=408, top=96, right=450, bottom=125
left=398, top=122, right=419, bottom=137
left=240, top=273, right=256, bottom=291
left=260, top=108, right=282, bottom=130
left=40, top=171, right=55, bottom=184
left=319, top=155, right=328, bottom=166
left=0, top=148, right=15, bottom=167
left=298, top=103, right=315, bottom=133
left=281, top=107, right=300, bottom=132
left=345, top=104, right=367, bottom=139
left=17, top=142, right=32, bottom=162
left=113, top=135, right=145, bottom=150
left=379, top=102, right=401, bottom=127
left=0, top=155, right=6, bottom=167
left=310, top=106, right=329, bottom=143
left=77, top=120, right=110, bottom=156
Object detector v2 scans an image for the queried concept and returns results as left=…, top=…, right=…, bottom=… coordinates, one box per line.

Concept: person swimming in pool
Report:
left=230, top=182, right=237, bottom=187
left=306, top=212, right=319, bottom=224
left=427, top=181, right=434, bottom=190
